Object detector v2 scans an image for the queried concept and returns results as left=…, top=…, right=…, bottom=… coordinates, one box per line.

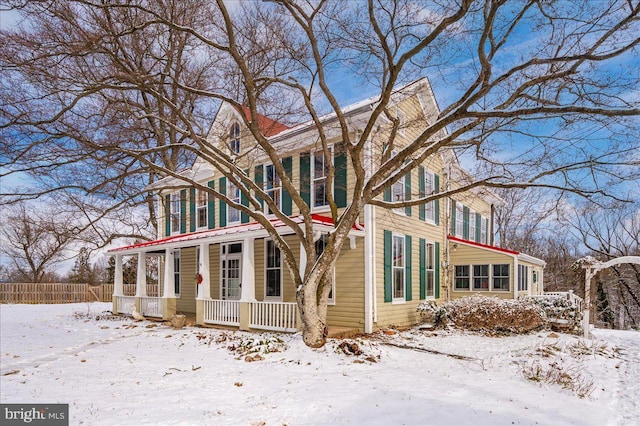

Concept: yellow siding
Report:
left=254, top=239, right=265, bottom=301
left=176, top=247, right=197, bottom=313
left=209, top=244, right=220, bottom=299
left=327, top=237, right=365, bottom=329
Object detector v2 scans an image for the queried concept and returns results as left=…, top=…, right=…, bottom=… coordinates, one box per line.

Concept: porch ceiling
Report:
left=107, top=214, right=365, bottom=255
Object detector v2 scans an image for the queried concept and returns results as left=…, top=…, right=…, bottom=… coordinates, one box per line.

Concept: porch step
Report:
left=327, top=326, right=362, bottom=339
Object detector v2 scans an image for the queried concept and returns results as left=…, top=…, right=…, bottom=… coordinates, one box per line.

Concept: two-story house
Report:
left=107, top=78, right=545, bottom=334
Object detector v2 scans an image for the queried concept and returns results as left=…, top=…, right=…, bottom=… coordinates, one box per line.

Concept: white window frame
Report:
left=425, top=241, right=435, bottom=298
left=264, top=239, right=282, bottom=300
left=227, top=180, right=241, bottom=225
left=230, top=122, right=241, bottom=154
left=480, top=218, right=488, bottom=244
left=454, top=265, right=470, bottom=291
left=196, top=188, right=208, bottom=230
left=518, top=264, right=529, bottom=291
left=173, top=249, right=181, bottom=297
left=455, top=203, right=464, bottom=237
left=493, top=264, right=510, bottom=291
left=170, top=192, right=181, bottom=235
left=472, top=264, right=490, bottom=291
left=311, top=148, right=332, bottom=211
left=469, top=211, right=476, bottom=242
left=264, top=163, right=281, bottom=216
left=314, top=234, right=336, bottom=305
left=392, top=234, right=406, bottom=302
left=424, top=170, right=436, bottom=223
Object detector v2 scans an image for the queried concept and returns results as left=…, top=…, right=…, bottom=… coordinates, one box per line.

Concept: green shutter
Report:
left=418, top=166, right=425, bottom=221
left=404, top=172, right=412, bottom=216
left=254, top=165, right=264, bottom=210
left=434, top=174, right=440, bottom=225
left=179, top=189, right=187, bottom=234
left=405, top=234, right=412, bottom=301
left=419, top=238, right=426, bottom=300
left=241, top=169, right=249, bottom=223
left=463, top=206, right=470, bottom=239
left=189, top=188, right=196, bottom=232
left=383, top=230, right=392, bottom=303
left=450, top=200, right=456, bottom=234
left=475, top=213, right=482, bottom=243
left=219, top=177, right=227, bottom=227
left=282, top=157, right=292, bottom=215
left=434, top=242, right=440, bottom=299
left=384, top=185, right=391, bottom=202
left=334, top=143, right=347, bottom=208
left=164, top=194, right=171, bottom=236
left=207, top=180, right=215, bottom=229
left=300, top=151, right=311, bottom=207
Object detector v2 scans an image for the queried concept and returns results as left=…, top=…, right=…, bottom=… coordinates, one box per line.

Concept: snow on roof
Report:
left=108, top=214, right=363, bottom=253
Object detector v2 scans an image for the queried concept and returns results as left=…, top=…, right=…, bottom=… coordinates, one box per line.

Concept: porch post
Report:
left=239, top=238, right=255, bottom=331
left=135, top=252, right=147, bottom=297
left=197, top=243, right=211, bottom=299
left=196, top=243, right=211, bottom=325
left=583, top=269, right=593, bottom=338
left=162, top=248, right=176, bottom=321
left=112, top=254, right=124, bottom=314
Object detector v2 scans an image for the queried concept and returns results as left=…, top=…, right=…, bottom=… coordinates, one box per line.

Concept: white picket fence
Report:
left=250, top=301, right=298, bottom=332
left=204, top=300, right=240, bottom=326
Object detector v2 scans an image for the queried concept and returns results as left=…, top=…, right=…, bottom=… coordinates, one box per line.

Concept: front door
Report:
left=222, top=254, right=242, bottom=300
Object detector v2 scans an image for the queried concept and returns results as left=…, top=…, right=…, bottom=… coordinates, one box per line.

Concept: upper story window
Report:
left=230, top=122, right=241, bottom=154
left=425, top=170, right=435, bottom=222
left=455, top=203, right=464, bottom=237
left=481, top=218, right=488, bottom=244
left=196, top=188, right=208, bottom=229
left=469, top=211, right=477, bottom=242
left=312, top=149, right=331, bottom=209
left=227, top=180, right=240, bottom=224
left=170, top=192, right=180, bottom=234
left=264, top=164, right=281, bottom=215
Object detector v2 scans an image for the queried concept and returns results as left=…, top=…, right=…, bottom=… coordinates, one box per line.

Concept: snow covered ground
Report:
left=1, top=303, right=638, bottom=425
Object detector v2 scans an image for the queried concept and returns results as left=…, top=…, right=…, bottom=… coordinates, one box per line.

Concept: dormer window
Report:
left=230, top=122, right=241, bottom=154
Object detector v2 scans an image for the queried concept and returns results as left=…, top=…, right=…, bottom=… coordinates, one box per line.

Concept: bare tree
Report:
left=0, top=202, right=79, bottom=283
left=1, top=0, right=639, bottom=346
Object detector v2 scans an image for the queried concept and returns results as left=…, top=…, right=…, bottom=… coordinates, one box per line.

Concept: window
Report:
left=469, top=211, right=476, bottom=242
left=265, top=240, right=281, bottom=299
left=196, top=188, right=207, bottom=229
left=173, top=250, right=181, bottom=296
left=392, top=178, right=404, bottom=204
left=312, top=150, right=331, bottom=208
left=170, top=192, right=180, bottom=234
left=392, top=235, right=405, bottom=299
left=227, top=180, right=240, bottom=224
left=425, top=171, right=436, bottom=222
left=493, top=264, right=510, bottom=291
left=230, top=122, right=241, bottom=154
left=518, top=264, right=529, bottom=291
left=264, top=164, right=281, bottom=215
left=425, top=242, right=435, bottom=297
left=455, top=265, right=470, bottom=290
left=473, top=264, right=489, bottom=290
left=314, top=234, right=335, bottom=303
left=480, top=218, right=488, bottom=244
left=455, top=203, right=464, bottom=237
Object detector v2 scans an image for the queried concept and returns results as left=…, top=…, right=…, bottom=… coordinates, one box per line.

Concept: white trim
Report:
left=391, top=233, right=406, bottom=302
left=170, top=191, right=181, bottom=235
left=264, top=239, right=283, bottom=301
left=262, top=163, right=282, bottom=216
left=226, top=180, right=241, bottom=226
left=195, top=188, right=208, bottom=231
left=311, top=147, right=333, bottom=212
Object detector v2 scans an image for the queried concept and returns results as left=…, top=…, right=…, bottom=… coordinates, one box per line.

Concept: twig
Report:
left=382, top=342, right=478, bottom=361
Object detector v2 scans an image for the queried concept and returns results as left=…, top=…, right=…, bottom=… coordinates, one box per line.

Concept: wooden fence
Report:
left=0, top=283, right=159, bottom=304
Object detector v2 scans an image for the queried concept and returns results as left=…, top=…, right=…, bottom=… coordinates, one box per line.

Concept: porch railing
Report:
left=203, top=299, right=240, bottom=326
left=140, top=296, right=162, bottom=318
left=115, top=295, right=137, bottom=314
left=250, top=301, right=297, bottom=332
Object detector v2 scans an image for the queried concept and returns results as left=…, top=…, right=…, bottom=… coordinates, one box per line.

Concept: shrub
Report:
left=435, top=296, right=545, bottom=335
left=527, top=296, right=582, bottom=333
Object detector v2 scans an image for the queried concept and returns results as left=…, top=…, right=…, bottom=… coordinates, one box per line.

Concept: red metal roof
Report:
left=448, top=235, right=520, bottom=255
left=238, top=106, right=290, bottom=137
left=108, top=214, right=360, bottom=253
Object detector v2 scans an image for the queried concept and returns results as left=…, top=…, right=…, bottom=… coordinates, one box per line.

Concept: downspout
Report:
left=361, top=129, right=377, bottom=331
left=444, top=163, right=452, bottom=302
left=490, top=203, right=495, bottom=246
